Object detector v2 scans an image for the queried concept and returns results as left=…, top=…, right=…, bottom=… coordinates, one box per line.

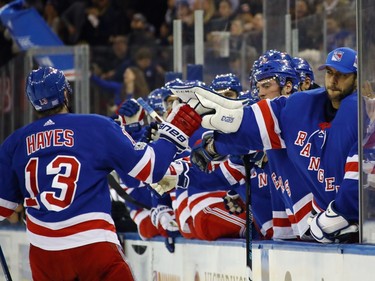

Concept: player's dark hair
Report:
left=35, top=103, right=65, bottom=118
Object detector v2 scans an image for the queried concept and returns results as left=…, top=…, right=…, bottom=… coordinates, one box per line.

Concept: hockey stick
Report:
left=0, top=245, right=12, bottom=281
left=242, top=154, right=252, bottom=281
left=136, top=97, right=164, bottom=123
left=107, top=174, right=151, bottom=210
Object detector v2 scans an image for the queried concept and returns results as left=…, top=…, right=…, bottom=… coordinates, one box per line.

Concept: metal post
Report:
left=173, top=20, right=183, bottom=74
left=194, top=10, right=204, bottom=65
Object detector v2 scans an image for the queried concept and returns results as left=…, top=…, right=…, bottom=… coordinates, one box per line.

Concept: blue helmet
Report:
left=26, top=67, right=72, bottom=111
left=210, top=73, right=242, bottom=94
left=249, top=59, right=261, bottom=97
left=260, top=49, right=294, bottom=66
left=292, top=57, right=315, bottom=82
left=164, top=78, right=185, bottom=89
left=147, top=87, right=170, bottom=113
left=239, top=89, right=260, bottom=105
left=254, top=59, right=300, bottom=92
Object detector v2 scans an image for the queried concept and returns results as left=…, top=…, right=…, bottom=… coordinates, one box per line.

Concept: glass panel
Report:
left=360, top=0, right=375, bottom=244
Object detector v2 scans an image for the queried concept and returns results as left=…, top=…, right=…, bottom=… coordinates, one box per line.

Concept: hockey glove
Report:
left=139, top=122, right=160, bottom=143
left=223, top=190, right=245, bottom=215
left=150, top=205, right=181, bottom=238
left=159, top=102, right=202, bottom=152
left=149, top=159, right=190, bottom=196
left=170, top=84, right=247, bottom=133
left=116, top=99, right=145, bottom=133
left=309, top=201, right=359, bottom=243
left=118, top=99, right=140, bottom=117
left=191, top=131, right=227, bottom=173
left=169, top=81, right=214, bottom=115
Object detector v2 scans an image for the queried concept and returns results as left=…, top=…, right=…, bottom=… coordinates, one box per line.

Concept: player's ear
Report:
left=304, top=77, right=312, bottom=90
left=283, top=81, right=293, bottom=96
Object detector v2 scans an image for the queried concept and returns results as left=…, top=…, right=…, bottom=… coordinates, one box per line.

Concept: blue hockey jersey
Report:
left=0, top=113, right=180, bottom=250
left=214, top=88, right=358, bottom=218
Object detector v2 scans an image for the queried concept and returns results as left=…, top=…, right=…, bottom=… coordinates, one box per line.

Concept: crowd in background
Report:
left=0, top=0, right=359, bottom=247
left=0, top=0, right=356, bottom=78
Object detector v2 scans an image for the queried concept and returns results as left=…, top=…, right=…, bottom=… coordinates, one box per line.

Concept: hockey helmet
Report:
left=254, top=59, right=300, bottom=92
left=147, top=87, right=170, bottom=113
left=292, top=57, right=315, bottom=82
left=210, top=73, right=243, bottom=95
left=26, top=67, right=72, bottom=111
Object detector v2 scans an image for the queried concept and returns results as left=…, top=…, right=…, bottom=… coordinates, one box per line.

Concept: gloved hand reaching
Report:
left=149, top=159, right=190, bottom=196
left=223, top=190, right=245, bottom=215
left=309, top=201, right=359, bottom=243
left=170, top=83, right=248, bottom=133
left=139, top=122, right=160, bottom=143
left=158, top=101, right=202, bottom=152
left=115, top=99, right=145, bottom=133
left=191, top=131, right=227, bottom=173
left=150, top=205, right=180, bottom=238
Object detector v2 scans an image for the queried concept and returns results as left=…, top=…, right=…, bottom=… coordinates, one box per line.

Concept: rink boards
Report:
left=1, top=228, right=375, bottom=280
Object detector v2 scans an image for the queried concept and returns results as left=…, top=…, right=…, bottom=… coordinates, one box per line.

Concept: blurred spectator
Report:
left=155, top=22, right=174, bottom=71
left=43, top=1, right=60, bottom=35
left=133, top=47, right=165, bottom=90
left=60, top=0, right=120, bottom=45
left=157, top=22, right=173, bottom=47
left=294, top=0, right=313, bottom=20
left=246, top=13, right=264, bottom=55
left=92, top=35, right=132, bottom=82
left=127, top=12, right=157, bottom=57
left=165, top=0, right=177, bottom=26
left=91, top=65, right=150, bottom=114
left=315, top=0, right=354, bottom=15
left=59, top=1, right=91, bottom=44
left=80, top=0, right=120, bottom=45
left=110, top=0, right=133, bottom=35
left=240, top=0, right=262, bottom=15
left=176, top=0, right=195, bottom=44
left=237, top=2, right=254, bottom=32
left=123, top=66, right=150, bottom=100
left=192, top=0, right=217, bottom=38
left=208, top=0, right=236, bottom=32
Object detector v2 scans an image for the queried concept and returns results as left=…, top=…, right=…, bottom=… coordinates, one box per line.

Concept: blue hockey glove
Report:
left=223, top=190, right=245, bottom=215
left=191, top=131, right=227, bottom=173
left=309, top=201, right=359, bottom=243
left=118, top=99, right=140, bottom=117
left=116, top=99, right=145, bottom=127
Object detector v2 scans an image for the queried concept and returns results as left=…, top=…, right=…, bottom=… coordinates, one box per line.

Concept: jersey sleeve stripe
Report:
left=253, top=100, right=285, bottom=149
left=221, top=160, right=245, bottom=185
left=128, top=146, right=155, bottom=183
left=0, top=198, right=19, bottom=219
left=344, top=155, right=359, bottom=180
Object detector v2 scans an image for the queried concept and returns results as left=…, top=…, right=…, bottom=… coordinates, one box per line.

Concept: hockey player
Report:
left=292, top=56, right=320, bottom=91
left=172, top=47, right=359, bottom=243
left=0, top=67, right=202, bottom=280
left=152, top=76, right=266, bottom=241
left=247, top=58, right=313, bottom=239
